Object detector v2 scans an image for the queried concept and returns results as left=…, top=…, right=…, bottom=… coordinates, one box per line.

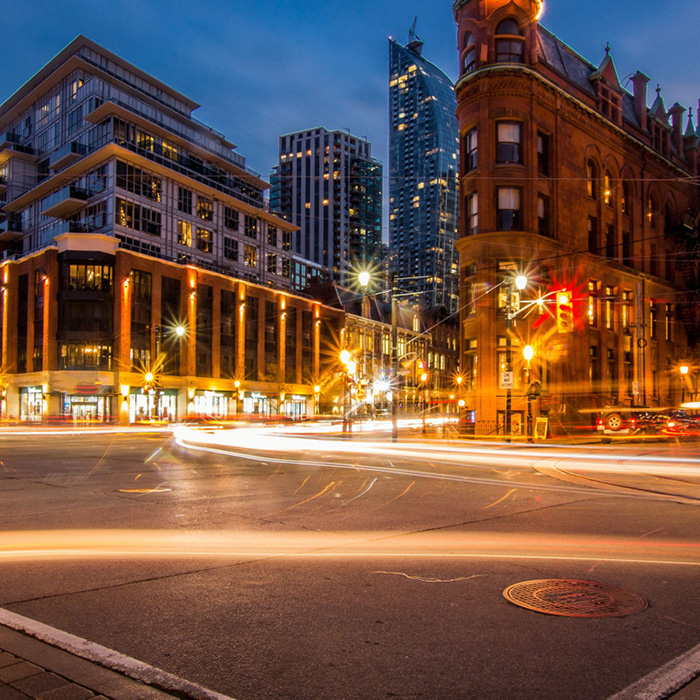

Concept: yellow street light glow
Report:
left=145, top=372, right=154, bottom=383
left=535, top=0, right=545, bottom=20
left=558, top=293, right=570, bottom=305
left=358, top=270, right=371, bottom=287
left=680, top=365, right=689, bottom=375
left=420, top=373, right=428, bottom=382
left=458, top=399, right=466, bottom=408
left=314, top=385, right=321, bottom=393
left=175, top=325, right=186, bottom=337
left=515, top=275, right=528, bottom=291
left=523, top=345, right=535, bottom=362
left=346, top=361, right=357, bottom=375
left=340, top=349, right=351, bottom=365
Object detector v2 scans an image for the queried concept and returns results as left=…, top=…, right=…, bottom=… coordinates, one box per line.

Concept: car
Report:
left=596, top=407, right=650, bottom=439
left=656, top=410, right=700, bottom=437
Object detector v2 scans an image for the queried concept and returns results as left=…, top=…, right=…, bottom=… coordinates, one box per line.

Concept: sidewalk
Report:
left=0, top=625, right=178, bottom=700
left=0, top=622, right=232, bottom=700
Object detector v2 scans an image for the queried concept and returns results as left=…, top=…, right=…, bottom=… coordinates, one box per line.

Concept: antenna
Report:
left=409, top=16, right=418, bottom=43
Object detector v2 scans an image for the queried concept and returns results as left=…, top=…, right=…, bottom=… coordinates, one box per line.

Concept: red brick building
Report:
left=453, top=0, right=700, bottom=435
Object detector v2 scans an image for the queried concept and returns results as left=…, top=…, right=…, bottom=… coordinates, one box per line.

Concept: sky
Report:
left=2, top=0, right=700, bottom=238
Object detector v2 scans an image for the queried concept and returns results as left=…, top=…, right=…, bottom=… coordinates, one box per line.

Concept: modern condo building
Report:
left=389, top=27, right=460, bottom=313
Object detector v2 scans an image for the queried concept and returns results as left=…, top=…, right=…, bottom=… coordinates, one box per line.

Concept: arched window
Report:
left=603, top=172, right=614, bottom=207
left=664, top=203, right=674, bottom=236
left=495, top=19, right=524, bottom=63
left=586, top=161, right=598, bottom=199
left=621, top=181, right=630, bottom=216
left=462, top=32, right=477, bottom=74
left=646, top=195, right=657, bottom=226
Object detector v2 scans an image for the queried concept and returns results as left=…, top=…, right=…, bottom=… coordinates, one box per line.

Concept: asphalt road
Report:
left=1, top=428, right=699, bottom=700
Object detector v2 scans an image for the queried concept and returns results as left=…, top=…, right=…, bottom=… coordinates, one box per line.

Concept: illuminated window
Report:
left=244, top=244, right=257, bottom=268
left=604, top=173, right=613, bottom=207
left=177, top=220, right=192, bottom=247
left=196, top=227, right=212, bottom=253
left=604, top=287, right=614, bottom=330
left=197, top=197, right=213, bottom=222
left=586, top=161, right=598, bottom=198
left=588, top=281, right=598, bottom=326
left=621, top=181, right=630, bottom=216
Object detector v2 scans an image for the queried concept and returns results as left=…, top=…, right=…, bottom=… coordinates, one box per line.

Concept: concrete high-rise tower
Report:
left=271, top=127, right=382, bottom=285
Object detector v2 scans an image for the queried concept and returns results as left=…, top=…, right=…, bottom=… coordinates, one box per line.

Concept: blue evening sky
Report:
left=2, top=0, right=699, bottom=228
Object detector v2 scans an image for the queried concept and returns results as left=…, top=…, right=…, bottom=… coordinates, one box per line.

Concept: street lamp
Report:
left=680, top=365, right=689, bottom=405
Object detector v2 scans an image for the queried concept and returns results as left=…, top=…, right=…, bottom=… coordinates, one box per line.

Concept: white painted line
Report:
left=609, top=642, right=700, bottom=699
left=0, top=607, right=236, bottom=700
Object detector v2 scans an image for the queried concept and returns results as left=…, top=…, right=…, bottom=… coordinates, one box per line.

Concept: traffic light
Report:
left=556, top=290, right=574, bottom=333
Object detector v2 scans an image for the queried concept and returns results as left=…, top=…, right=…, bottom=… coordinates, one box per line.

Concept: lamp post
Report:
left=314, top=385, right=320, bottom=417
left=504, top=275, right=528, bottom=440
left=680, top=365, right=689, bottom=405
left=340, top=349, right=352, bottom=437
left=523, top=345, right=534, bottom=441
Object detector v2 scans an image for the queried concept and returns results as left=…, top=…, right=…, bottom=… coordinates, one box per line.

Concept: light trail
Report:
left=1, top=529, right=700, bottom=568
left=174, top=425, right=700, bottom=505
left=173, top=424, right=700, bottom=478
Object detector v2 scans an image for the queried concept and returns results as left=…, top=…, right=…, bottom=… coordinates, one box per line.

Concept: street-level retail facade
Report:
left=0, top=233, right=343, bottom=423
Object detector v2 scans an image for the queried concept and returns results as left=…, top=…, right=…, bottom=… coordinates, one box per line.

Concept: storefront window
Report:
left=20, top=386, right=44, bottom=422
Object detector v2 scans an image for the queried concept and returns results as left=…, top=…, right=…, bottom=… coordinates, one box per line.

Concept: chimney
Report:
left=668, top=102, right=685, bottom=155
left=632, top=71, right=650, bottom=132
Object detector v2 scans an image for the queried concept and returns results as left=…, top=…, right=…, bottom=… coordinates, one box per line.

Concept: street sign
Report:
left=500, top=371, right=514, bottom=389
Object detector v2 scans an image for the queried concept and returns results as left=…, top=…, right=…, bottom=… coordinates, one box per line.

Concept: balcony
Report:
left=0, top=216, right=22, bottom=242
left=49, top=142, right=87, bottom=171
left=0, top=174, right=6, bottom=194
left=41, top=185, right=91, bottom=219
left=0, top=132, right=34, bottom=157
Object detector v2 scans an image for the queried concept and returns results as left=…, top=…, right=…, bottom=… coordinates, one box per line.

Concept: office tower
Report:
left=389, top=24, right=460, bottom=312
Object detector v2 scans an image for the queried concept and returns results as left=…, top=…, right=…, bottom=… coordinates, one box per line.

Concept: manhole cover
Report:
left=503, top=579, right=648, bottom=618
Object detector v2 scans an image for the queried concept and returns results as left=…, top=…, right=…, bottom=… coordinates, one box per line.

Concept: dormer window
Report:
left=495, top=19, right=524, bottom=64
left=462, top=32, right=477, bottom=74
left=600, top=85, right=621, bottom=124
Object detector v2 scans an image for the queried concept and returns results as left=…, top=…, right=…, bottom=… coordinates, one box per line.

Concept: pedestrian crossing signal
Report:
left=556, top=290, right=574, bottom=333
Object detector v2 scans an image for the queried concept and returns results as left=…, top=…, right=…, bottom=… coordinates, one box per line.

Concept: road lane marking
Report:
left=609, top=641, right=700, bottom=699
left=0, top=607, right=236, bottom=700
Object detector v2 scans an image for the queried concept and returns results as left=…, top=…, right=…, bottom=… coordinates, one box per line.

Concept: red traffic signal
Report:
left=556, top=290, right=574, bottom=333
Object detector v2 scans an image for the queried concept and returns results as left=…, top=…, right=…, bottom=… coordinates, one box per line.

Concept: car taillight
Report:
left=668, top=422, right=676, bottom=428
left=631, top=419, right=636, bottom=425
left=597, top=419, right=603, bottom=426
